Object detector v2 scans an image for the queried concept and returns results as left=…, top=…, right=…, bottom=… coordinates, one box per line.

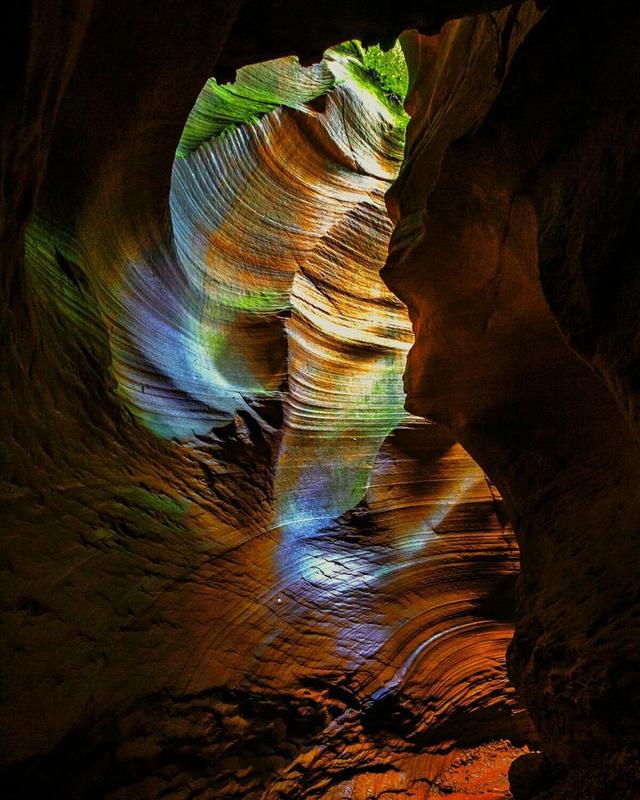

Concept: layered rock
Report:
left=3, top=0, right=640, bottom=797
left=2, top=40, right=527, bottom=799
left=384, top=1, right=640, bottom=795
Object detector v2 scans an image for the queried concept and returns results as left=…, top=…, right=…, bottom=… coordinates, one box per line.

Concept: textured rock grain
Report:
left=2, top=36, right=526, bottom=799
left=4, top=0, right=640, bottom=797
left=384, top=1, right=640, bottom=795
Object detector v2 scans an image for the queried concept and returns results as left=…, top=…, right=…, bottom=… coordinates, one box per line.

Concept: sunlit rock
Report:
left=0, top=37, right=529, bottom=799
left=3, top=1, right=639, bottom=798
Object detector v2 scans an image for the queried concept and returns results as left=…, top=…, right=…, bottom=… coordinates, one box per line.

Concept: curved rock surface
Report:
left=2, top=37, right=528, bottom=799
left=384, top=1, right=640, bottom=795
left=3, top=1, right=640, bottom=798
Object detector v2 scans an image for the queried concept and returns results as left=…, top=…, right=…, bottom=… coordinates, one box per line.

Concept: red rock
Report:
left=2, top=1, right=640, bottom=798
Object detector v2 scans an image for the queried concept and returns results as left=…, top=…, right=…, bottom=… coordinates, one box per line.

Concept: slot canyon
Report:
left=1, top=1, right=639, bottom=798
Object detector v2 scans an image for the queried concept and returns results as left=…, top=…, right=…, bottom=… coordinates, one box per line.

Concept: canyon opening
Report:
left=2, top=2, right=639, bottom=800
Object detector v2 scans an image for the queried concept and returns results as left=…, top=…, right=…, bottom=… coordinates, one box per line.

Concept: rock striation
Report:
left=2, top=1, right=640, bottom=798
left=2, top=35, right=528, bottom=800
left=384, top=1, right=640, bottom=796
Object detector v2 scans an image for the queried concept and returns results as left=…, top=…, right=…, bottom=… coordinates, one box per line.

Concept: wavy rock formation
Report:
left=385, top=1, right=640, bottom=796
left=1, top=37, right=529, bottom=799
left=2, top=1, right=640, bottom=799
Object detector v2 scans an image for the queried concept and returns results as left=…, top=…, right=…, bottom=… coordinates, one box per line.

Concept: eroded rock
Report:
left=384, top=0, right=640, bottom=793
left=1, top=35, right=527, bottom=799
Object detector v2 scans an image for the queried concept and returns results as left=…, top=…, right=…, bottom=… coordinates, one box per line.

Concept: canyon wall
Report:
left=385, top=1, right=640, bottom=795
left=2, top=1, right=640, bottom=798
left=2, top=29, right=526, bottom=799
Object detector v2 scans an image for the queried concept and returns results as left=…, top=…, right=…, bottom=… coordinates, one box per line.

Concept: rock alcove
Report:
left=2, top=1, right=639, bottom=799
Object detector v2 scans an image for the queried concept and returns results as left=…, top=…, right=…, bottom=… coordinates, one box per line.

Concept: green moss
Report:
left=361, top=42, right=409, bottom=103
left=332, top=39, right=408, bottom=112
left=328, top=40, right=408, bottom=124
left=177, top=58, right=336, bottom=157
left=178, top=40, right=409, bottom=157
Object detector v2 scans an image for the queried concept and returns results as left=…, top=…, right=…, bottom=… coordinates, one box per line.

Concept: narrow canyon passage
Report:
left=3, top=42, right=528, bottom=799
left=2, top=2, right=640, bottom=799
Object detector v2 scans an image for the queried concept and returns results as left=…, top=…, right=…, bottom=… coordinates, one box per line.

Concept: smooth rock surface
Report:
left=384, top=0, right=640, bottom=795
left=1, top=38, right=528, bottom=799
left=3, top=0, right=640, bottom=797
